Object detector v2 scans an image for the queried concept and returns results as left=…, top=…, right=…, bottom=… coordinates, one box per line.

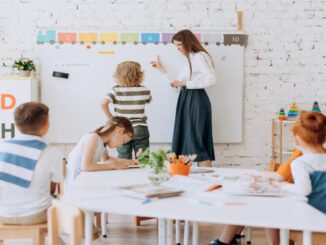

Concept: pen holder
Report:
left=169, top=163, right=191, bottom=176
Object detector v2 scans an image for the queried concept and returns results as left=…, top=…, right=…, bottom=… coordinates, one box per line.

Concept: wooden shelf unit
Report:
left=271, top=119, right=295, bottom=165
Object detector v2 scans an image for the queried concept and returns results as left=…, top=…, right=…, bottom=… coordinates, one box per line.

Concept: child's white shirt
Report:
left=163, top=51, right=217, bottom=89
left=0, top=134, right=63, bottom=217
left=282, top=153, right=326, bottom=196
left=66, top=133, right=105, bottom=186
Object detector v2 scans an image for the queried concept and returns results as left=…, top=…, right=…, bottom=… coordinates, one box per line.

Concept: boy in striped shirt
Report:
left=0, top=102, right=62, bottom=224
left=101, top=61, right=152, bottom=159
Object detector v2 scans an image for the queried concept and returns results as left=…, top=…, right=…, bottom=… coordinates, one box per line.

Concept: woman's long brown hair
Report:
left=172, top=29, right=213, bottom=79
left=95, top=116, right=133, bottom=138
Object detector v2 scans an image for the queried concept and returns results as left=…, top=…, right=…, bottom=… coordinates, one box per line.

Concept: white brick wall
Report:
left=1, top=0, right=325, bottom=169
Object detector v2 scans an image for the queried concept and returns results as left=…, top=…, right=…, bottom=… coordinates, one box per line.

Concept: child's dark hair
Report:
left=14, top=102, right=49, bottom=135
left=292, top=110, right=326, bottom=146
left=95, top=116, right=133, bottom=137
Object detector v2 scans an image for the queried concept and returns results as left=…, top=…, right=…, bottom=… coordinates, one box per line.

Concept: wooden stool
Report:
left=290, top=231, right=326, bottom=245
left=48, top=199, right=84, bottom=245
left=136, top=216, right=156, bottom=226
left=0, top=222, right=47, bottom=245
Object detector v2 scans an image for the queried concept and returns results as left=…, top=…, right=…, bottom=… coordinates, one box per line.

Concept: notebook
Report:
left=190, top=167, right=215, bottom=174
left=114, top=184, right=184, bottom=199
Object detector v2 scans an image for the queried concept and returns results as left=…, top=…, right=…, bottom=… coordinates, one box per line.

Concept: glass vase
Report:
left=148, top=167, right=170, bottom=185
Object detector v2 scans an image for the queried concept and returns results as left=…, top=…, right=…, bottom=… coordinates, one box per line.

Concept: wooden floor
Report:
left=3, top=214, right=269, bottom=245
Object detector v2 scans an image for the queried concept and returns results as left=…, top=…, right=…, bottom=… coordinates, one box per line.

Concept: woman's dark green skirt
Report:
left=172, top=88, right=215, bottom=162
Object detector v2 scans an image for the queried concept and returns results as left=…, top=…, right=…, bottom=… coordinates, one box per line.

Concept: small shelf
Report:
left=274, top=120, right=296, bottom=124
left=274, top=149, right=293, bottom=155
left=272, top=118, right=294, bottom=165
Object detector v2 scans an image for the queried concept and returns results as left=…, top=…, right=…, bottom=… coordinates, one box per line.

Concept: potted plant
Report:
left=12, top=57, right=36, bottom=77
left=138, top=148, right=170, bottom=185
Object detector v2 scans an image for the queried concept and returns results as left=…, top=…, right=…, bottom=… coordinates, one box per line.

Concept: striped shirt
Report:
left=0, top=138, right=47, bottom=188
left=106, top=86, right=152, bottom=126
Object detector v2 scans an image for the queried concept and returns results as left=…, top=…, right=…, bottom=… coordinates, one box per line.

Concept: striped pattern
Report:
left=107, top=86, right=151, bottom=126
left=0, top=139, right=47, bottom=188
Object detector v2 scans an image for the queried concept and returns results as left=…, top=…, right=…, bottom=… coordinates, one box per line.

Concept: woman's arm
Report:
left=81, top=134, right=133, bottom=171
left=185, top=52, right=217, bottom=89
left=100, top=97, right=114, bottom=121
left=150, top=55, right=176, bottom=83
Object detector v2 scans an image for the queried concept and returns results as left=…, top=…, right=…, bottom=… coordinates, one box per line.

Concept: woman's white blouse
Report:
left=164, top=51, right=217, bottom=89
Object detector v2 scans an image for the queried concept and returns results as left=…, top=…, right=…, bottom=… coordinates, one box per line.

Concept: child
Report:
left=209, top=111, right=326, bottom=245
left=0, top=102, right=63, bottom=224
left=266, top=110, right=326, bottom=245
left=65, top=116, right=138, bottom=186
left=101, top=61, right=151, bottom=159
left=282, top=110, right=326, bottom=197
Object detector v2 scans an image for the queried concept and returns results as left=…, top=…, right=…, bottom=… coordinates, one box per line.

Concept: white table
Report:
left=62, top=168, right=326, bottom=245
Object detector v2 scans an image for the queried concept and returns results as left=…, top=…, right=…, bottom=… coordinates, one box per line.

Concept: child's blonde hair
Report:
left=292, top=111, right=326, bottom=147
left=114, top=61, right=144, bottom=87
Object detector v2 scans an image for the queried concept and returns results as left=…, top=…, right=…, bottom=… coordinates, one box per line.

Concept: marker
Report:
left=142, top=198, right=152, bottom=204
left=98, top=51, right=115, bottom=55
left=189, top=199, right=222, bottom=207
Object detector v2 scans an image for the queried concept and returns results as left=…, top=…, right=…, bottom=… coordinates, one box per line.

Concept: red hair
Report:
left=292, top=111, right=326, bottom=147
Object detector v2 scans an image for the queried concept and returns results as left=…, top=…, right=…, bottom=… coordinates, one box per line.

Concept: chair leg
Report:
left=33, top=228, right=46, bottom=245
left=136, top=216, right=142, bottom=226
left=95, top=212, right=101, bottom=229
left=245, top=227, right=252, bottom=244
left=101, top=213, right=108, bottom=237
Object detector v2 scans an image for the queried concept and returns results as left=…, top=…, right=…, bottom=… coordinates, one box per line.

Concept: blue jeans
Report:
left=117, top=125, right=150, bottom=159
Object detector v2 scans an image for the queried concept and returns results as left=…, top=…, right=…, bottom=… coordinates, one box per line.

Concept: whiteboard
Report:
left=40, top=43, right=243, bottom=143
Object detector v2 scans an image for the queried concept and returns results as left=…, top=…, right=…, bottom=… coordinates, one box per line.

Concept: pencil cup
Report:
left=169, top=163, right=191, bottom=176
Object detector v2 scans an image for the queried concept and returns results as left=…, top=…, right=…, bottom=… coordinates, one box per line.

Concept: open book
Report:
left=222, top=174, right=284, bottom=197
left=113, top=184, right=184, bottom=199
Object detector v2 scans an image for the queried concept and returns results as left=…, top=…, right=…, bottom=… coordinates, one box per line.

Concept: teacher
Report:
left=151, top=29, right=217, bottom=167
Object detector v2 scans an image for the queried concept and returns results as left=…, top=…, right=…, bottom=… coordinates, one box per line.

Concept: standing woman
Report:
left=151, top=29, right=217, bottom=167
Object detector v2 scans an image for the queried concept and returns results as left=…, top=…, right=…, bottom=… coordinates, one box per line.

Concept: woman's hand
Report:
left=150, top=55, right=167, bottom=74
left=170, top=80, right=186, bottom=88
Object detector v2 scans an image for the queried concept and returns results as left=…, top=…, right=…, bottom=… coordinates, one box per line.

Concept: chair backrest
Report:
left=47, top=199, right=84, bottom=245
left=308, top=171, right=326, bottom=214
left=58, top=158, right=67, bottom=196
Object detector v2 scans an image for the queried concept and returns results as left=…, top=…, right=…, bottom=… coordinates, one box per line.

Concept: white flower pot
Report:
left=20, top=70, right=31, bottom=77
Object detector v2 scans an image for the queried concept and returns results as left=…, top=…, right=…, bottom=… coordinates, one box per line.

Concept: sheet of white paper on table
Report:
left=161, top=175, right=218, bottom=193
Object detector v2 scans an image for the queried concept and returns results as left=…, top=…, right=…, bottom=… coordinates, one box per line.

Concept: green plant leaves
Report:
left=12, top=58, right=36, bottom=71
left=138, top=148, right=171, bottom=173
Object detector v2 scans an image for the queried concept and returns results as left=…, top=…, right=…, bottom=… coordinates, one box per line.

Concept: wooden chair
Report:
left=0, top=222, right=47, bottom=245
left=0, top=158, right=67, bottom=245
left=136, top=216, right=156, bottom=226
left=48, top=199, right=84, bottom=245
left=290, top=231, right=326, bottom=245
